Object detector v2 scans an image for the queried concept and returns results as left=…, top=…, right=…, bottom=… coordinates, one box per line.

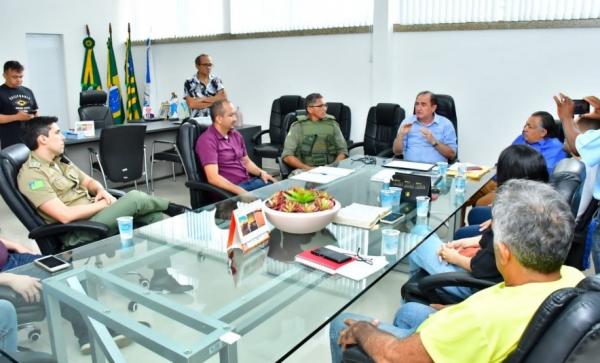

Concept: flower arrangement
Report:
left=265, top=187, right=335, bottom=213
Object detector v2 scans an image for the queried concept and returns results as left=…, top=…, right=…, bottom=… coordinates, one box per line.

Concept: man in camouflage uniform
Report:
left=281, top=93, right=348, bottom=171
left=17, top=116, right=192, bottom=293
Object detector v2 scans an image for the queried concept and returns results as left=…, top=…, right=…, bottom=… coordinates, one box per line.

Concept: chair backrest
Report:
left=549, top=158, right=585, bottom=216
left=0, top=144, right=57, bottom=254
left=363, top=103, right=405, bottom=156
left=78, top=90, right=113, bottom=130
left=412, top=94, right=457, bottom=139
left=268, top=95, right=305, bottom=145
left=326, top=102, right=352, bottom=142
left=504, top=275, right=600, bottom=363
left=176, top=119, right=214, bottom=208
left=98, top=125, right=146, bottom=183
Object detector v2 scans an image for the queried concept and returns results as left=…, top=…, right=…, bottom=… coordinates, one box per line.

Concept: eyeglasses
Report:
left=351, top=156, right=376, bottom=165
left=354, top=247, right=373, bottom=265
left=308, top=103, right=328, bottom=108
left=200, top=63, right=213, bottom=67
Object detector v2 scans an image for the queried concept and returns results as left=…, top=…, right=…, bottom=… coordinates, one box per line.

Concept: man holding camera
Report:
left=0, top=61, right=38, bottom=149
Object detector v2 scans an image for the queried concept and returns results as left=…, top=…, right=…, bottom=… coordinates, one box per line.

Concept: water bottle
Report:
left=454, top=163, right=466, bottom=193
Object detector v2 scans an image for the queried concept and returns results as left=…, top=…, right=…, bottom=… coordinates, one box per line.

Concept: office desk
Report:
left=63, top=121, right=262, bottom=183
left=24, top=158, right=493, bottom=362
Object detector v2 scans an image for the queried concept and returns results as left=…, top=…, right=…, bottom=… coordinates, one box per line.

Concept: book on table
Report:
left=295, top=247, right=355, bottom=275
left=333, top=203, right=390, bottom=229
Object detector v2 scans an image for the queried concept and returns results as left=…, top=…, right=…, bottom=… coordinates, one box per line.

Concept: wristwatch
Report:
left=432, top=141, right=439, bottom=147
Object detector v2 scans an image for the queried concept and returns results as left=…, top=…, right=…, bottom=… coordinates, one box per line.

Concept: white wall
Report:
left=131, top=33, right=373, bottom=143
left=392, top=27, right=600, bottom=164
left=0, top=0, right=128, bottom=126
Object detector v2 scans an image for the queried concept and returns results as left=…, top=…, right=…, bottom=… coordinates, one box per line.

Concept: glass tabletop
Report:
left=27, top=157, right=494, bottom=362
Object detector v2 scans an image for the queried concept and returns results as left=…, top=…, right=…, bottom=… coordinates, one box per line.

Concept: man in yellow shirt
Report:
left=330, top=179, right=584, bottom=363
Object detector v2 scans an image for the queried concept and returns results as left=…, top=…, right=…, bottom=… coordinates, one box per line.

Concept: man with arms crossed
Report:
left=330, top=179, right=583, bottom=363
left=184, top=54, right=227, bottom=117
left=392, top=91, right=457, bottom=163
left=0, top=61, right=38, bottom=149
left=196, top=100, right=275, bottom=195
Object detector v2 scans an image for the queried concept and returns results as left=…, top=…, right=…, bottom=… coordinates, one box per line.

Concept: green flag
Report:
left=124, top=23, right=142, bottom=122
left=106, top=23, right=125, bottom=125
left=80, top=27, right=102, bottom=91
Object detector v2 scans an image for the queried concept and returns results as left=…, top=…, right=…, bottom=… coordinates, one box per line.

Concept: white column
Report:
left=371, top=0, right=395, bottom=104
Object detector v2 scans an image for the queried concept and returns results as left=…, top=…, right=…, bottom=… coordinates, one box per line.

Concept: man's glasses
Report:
left=308, top=103, right=328, bottom=108
left=200, top=63, right=213, bottom=67
left=351, top=156, right=376, bottom=165
left=354, top=247, right=373, bottom=265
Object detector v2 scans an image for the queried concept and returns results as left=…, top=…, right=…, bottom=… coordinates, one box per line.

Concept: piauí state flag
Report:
left=124, top=25, right=143, bottom=121
left=81, top=36, right=102, bottom=91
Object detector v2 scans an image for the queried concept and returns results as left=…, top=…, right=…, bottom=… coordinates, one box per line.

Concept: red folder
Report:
left=295, top=248, right=355, bottom=274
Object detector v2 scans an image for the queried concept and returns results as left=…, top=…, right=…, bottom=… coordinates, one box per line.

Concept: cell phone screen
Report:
left=573, top=99, right=590, bottom=115
left=36, top=256, right=67, bottom=268
left=381, top=213, right=405, bottom=223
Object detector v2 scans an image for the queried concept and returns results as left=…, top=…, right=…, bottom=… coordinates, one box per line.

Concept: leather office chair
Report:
left=325, top=102, right=352, bottom=144
left=177, top=120, right=233, bottom=209
left=349, top=103, right=404, bottom=157
left=343, top=275, right=600, bottom=363
left=78, top=90, right=113, bottom=130
left=88, top=125, right=150, bottom=193
left=252, top=95, right=305, bottom=163
left=0, top=144, right=111, bottom=255
left=401, top=159, right=587, bottom=305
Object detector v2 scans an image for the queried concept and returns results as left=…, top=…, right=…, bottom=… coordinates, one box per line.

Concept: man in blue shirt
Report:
left=392, top=91, right=457, bottom=163
left=555, top=93, right=600, bottom=272
left=511, top=111, right=566, bottom=174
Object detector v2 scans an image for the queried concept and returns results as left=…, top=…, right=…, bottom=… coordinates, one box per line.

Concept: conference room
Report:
left=0, top=0, right=599, bottom=362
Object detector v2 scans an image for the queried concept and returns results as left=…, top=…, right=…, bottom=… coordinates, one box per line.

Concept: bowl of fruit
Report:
left=263, top=187, right=341, bottom=234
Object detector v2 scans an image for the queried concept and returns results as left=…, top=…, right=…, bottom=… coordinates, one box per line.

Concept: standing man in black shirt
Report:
left=0, top=61, right=38, bottom=149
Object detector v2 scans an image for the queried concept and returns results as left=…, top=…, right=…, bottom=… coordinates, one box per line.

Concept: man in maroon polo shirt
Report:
left=195, top=100, right=276, bottom=195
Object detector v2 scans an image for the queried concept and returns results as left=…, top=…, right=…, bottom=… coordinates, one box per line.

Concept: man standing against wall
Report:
left=0, top=61, right=38, bottom=149
left=392, top=91, right=457, bottom=163
left=184, top=54, right=227, bottom=118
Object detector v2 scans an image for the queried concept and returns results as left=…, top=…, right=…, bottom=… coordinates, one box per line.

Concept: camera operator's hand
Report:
left=553, top=93, right=575, bottom=122
left=583, top=96, right=600, bottom=120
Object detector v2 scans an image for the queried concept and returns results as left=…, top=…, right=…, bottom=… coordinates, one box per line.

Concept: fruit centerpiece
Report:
left=265, top=187, right=335, bottom=213
left=263, top=187, right=341, bottom=233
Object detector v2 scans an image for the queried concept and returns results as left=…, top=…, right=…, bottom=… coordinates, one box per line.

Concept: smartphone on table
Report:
left=34, top=256, right=71, bottom=273
left=381, top=212, right=406, bottom=224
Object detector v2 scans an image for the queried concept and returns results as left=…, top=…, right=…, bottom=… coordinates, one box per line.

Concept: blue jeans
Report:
left=453, top=225, right=481, bottom=240
left=329, top=303, right=436, bottom=363
left=408, top=233, right=473, bottom=298
left=238, top=177, right=269, bottom=192
left=0, top=300, right=17, bottom=352
left=0, top=252, right=39, bottom=272
left=591, top=209, right=600, bottom=272
left=467, top=206, right=492, bottom=225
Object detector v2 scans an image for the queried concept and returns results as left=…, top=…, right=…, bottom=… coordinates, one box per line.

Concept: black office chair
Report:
left=88, top=125, right=149, bottom=193
left=252, top=95, right=305, bottom=163
left=0, top=144, right=111, bottom=255
left=349, top=103, right=404, bottom=157
left=401, top=159, right=586, bottom=305
left=343, top=275, right=600, bottom=363
left=78, top=90, right=113, bottom=130
left=325, top=102, right=352, bottom=144
left=177, top=120, right=233, bottom=209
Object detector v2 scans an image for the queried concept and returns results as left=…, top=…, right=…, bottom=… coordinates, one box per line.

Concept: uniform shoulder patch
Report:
left=29, top=179, right=45, bottom=191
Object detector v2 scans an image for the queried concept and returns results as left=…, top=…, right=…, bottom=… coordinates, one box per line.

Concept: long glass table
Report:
left=15, top=157, right=494, bottom=362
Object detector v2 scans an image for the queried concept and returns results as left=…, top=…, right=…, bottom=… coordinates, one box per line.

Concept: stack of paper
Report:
left=290, top=166, right=355, bottom=184
left=333, top=203, right=390, bottom=229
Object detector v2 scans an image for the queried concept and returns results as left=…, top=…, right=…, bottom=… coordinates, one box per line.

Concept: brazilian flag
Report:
left=106, top=23, right=125, bottom=124
left=124, top=24, right=143, bottom=122
left=81, top=35, right=102, bottom=91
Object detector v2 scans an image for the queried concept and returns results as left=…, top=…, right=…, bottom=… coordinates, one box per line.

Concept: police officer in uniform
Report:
left=281, top=93, right=348, bottom=171
left=17, top=116, right=192, bottom=293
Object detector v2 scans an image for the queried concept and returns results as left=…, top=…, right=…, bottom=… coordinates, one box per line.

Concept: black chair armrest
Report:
left=28, top=221, right=110, bottom=240
left=277, top=156, right=294, bottom=180
left=418, top=271, right=496, bottom=291
left=348, top=141, right=364, bottom=152
left=152, top=139, right=176, bottom=146
left=107, top=188, right=126, bottom=198
left=87, top=147, right=98, bottom=156
left=185, top=181, right=234, bottom=200
left=252, top=129, right=270, bottom=145
left=376, top=148, right=394, bottom=158
left=342, top=346, right=374, bottom=363
left=0, top=286, right=18, bottom=302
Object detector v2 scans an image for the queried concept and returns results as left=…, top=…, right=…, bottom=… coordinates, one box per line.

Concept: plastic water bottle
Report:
left=454, top=163, right=466, bottom=193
